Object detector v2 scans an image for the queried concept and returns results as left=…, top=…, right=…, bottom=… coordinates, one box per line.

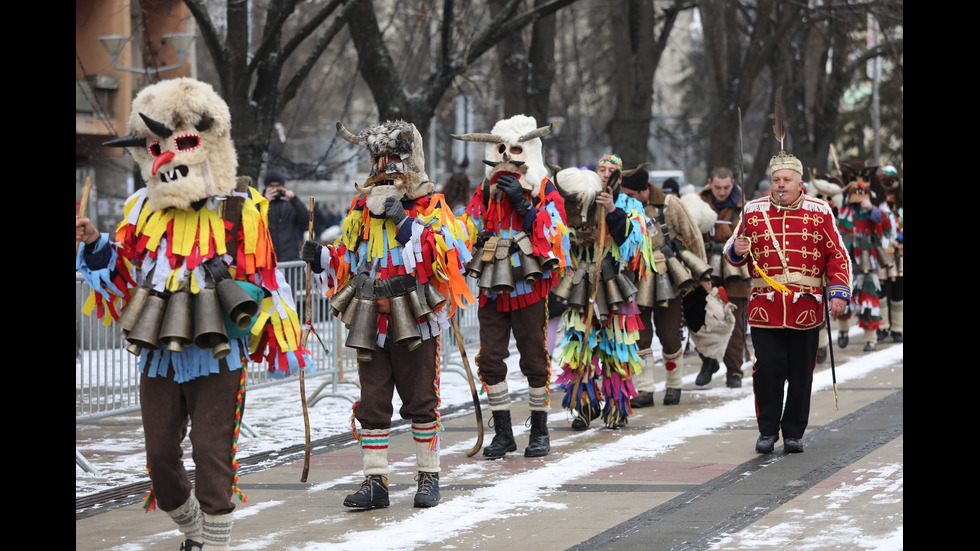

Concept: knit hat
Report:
left=662, top=178, right=679, bottom=195
left=620, top=167, right=650, bottom=191
left=597, top=154, right=623, bottom=170
left=264, top=169, right=286, bottom=186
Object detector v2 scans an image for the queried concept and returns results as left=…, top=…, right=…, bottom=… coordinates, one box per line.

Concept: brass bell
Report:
left=389, top=294, right=422, bottom=350
left=666, top=255, right=696, bottom=294
left=424, top=283, right=447, bottom=311
left=216, top=278, right=259, bottom=331
left=519, top=251, right=543, bottom=284
left=159, top=291, right=194, bottom=353
left=678, top=249, right=712, bottom=282
left=552, top=272, right=575, bottom=303
left=329, top=280, right=358, bottom=318
left=345, top=298, right=378, bottom=362
left=539, top=254, right=560, bottom=273
left=568, top=278, right=588, bottom=311
left=466, top=245, right=486, bottom=278
left=605, top=277, right=624, bottom=311
left=408, top=287, right=436, bottom=322
left=126, top=294, right=166, bottom=354
left=615, top=272, right=638, bottom=300
left=859, top=248, right=872, bottom=273
left=723, top=257, right=743, bottom=285
left=876, top=245, right=894, bottom=269
left=117, top=287, right=151, bottom=339
left=654, top=272, right=675, bottom=306
left=709, top=253, right=723, bottom=280
left=490, top=259, right=516, bottom=294
left=635, top=274, right=655, bottom=308
left=194, top=288, right=231, bottom=359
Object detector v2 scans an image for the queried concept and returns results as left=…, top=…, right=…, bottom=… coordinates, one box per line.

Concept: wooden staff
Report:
left=76, top=176, right=93, bottom=254
left=572, top=171, right=617, bottom=412
left=451, top=315, right=484, bottom=457
left=299, top=197, right=315, bottom=482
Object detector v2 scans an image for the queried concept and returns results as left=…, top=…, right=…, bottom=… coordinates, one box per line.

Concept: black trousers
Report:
left=751, top=327, right=820, bottom=439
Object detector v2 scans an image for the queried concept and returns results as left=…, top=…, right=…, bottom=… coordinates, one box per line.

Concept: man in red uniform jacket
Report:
left=725, top=150, right=851, bottom=454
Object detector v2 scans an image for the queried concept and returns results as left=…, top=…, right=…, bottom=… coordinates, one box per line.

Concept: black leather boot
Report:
left=343, top=474, right=390, bottom=509
left=524, top=411, right=551, bottom=457
left=413, top=471, right=440, bottom=507
left=483, top=409, right=517, bottom=458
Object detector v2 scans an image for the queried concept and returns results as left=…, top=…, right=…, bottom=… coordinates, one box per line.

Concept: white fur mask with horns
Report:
left=108, top=78, right=237, bottom=212
left=451, top=114, right=551, bottom=196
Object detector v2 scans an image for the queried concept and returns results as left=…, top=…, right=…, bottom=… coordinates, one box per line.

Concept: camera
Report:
left=274, top=190, right=286, bottom=199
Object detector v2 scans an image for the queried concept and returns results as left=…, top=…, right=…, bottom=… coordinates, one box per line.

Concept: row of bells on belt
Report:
left=552, top=262, right=639, bottom=322
left=634, top=249, right=716, bottom=308
left=465, top=234, right=560, bottom=294
left=328, top=278, right=447, bottom=363
left=116, top=279, right=260, bottom=360
left=858, top=244, right=898, bottom=275
left=709, top=251, right=752, bottom=286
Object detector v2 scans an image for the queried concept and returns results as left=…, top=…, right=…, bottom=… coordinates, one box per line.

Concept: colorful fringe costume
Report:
left=76, top=78, right=312, bottom=548
left=836, top=201, right=893, bottom=333
left=311, top=191, right=473, bottom=476
left=556, top=192, right=654, bottom=427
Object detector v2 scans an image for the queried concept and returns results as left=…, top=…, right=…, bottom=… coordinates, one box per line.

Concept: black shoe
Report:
left=695, top=355, right=720, bottom=386
left=630, top=391, right=654, bottom=408
left=413, top=471, right=440, bottom=507
left=663, top=388, right=681, bottom=405
left=570, top=402, right=601, bottom=430
left=180, top=540, right=203, bottom=551
left=726, top=374, right=742, bottom=388
left=344, top=474, right=390, bottom=509
left=483, top=410, right=517, bottom=458
left=876, top=328, right=889, bottom=341
left=838, top=332, right=849, bottom=348
left=863, top=341, right=876, bottom=352
left=816, top=346, right=827, bottom=364
left=783, top=437, right=804, bottom=453
left=891, top=331, right=903, bottom=343
left=524, top=411, right=551, bottom=457
left=755, top=434, right=779, bottom=454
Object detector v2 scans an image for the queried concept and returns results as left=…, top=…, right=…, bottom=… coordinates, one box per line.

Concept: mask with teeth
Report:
left=337, top=120, right=434, bottom=215
left=105, top=78, right=237, bottom=211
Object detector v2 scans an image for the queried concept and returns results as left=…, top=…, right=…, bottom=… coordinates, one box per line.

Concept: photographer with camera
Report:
left=263, top=169, right=310, bottom=262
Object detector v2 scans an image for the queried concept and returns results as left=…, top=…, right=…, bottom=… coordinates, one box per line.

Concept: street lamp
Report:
left=99, top=32, right=196, bottom=82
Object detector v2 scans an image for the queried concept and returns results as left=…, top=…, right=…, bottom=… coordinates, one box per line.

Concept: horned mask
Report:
left=451, top=114, right=551, bottom=196
left=104, top=78, right=237, bottom=212
left=337, top=120, right=434, bottom=215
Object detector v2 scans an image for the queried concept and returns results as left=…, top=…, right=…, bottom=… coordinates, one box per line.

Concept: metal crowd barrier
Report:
left=75, top=261, right=484, bottom=421
left=75, top=260, right=485, bottom=473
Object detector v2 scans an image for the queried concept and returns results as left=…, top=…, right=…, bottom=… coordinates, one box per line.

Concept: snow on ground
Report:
left=77, top=327, right=902, bottom=551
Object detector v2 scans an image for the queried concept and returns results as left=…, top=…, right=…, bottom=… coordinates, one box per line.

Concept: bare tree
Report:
left=345, top=0, right=579, bottom=137
left=184, top=0, right=359, bottom=181
left=606, top=0, right=686, bottom=165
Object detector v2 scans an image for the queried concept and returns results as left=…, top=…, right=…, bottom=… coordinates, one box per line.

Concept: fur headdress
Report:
left=681, top=192, right=719, bottom=235
left=337, top=120, right=435, bottom=214
left=104, top=78, right=237, bottom=211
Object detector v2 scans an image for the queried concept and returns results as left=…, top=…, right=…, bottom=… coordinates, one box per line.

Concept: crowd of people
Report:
left=76, top=76, right=902, bottom=549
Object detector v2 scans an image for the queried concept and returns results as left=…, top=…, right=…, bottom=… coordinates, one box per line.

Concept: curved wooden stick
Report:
left=299, top=197, right=315, bottom=482
left=451, top=315, right=484, bottom=457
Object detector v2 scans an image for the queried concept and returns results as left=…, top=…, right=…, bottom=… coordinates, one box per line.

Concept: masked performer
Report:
left=452, top=115, right=570, bottom=458
left=303, top=120, right=473, bottom=509
left=835, top=162, right=892, bottom=352
left=550, top=165, right=654, bottom=429
left=75, top=78, right=313, bottom=551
